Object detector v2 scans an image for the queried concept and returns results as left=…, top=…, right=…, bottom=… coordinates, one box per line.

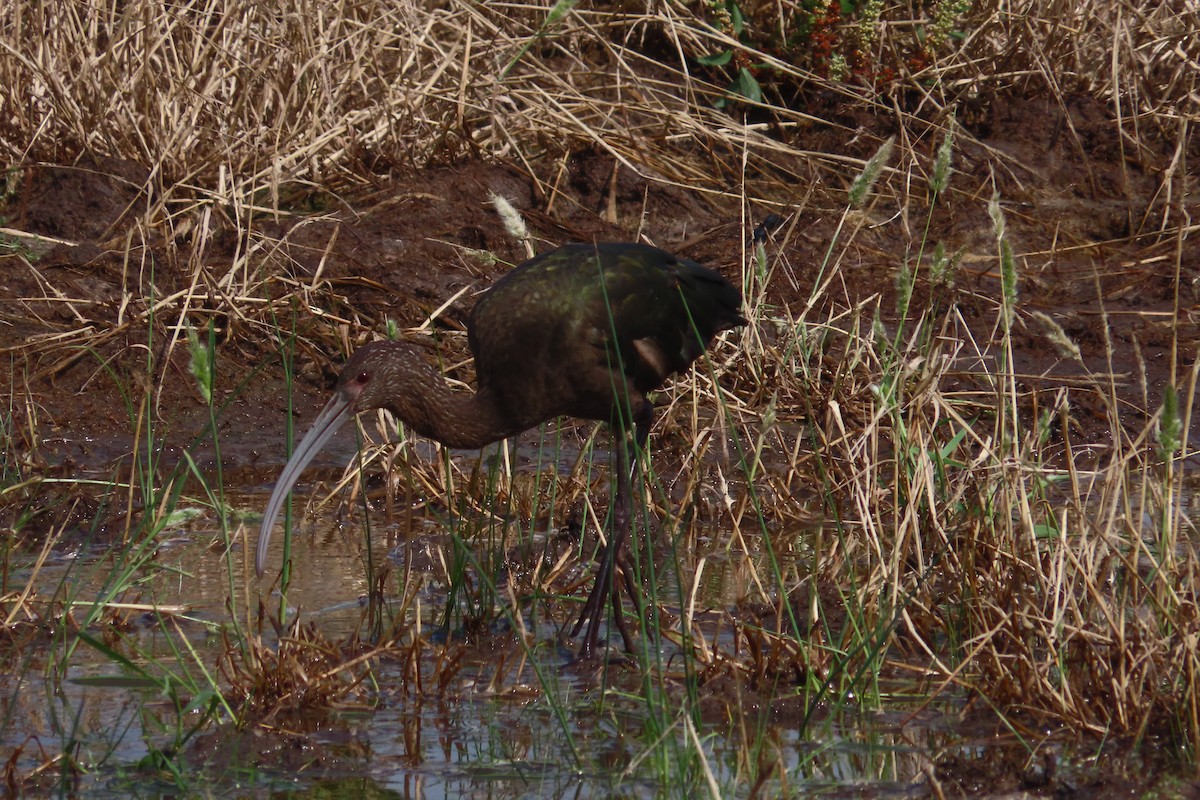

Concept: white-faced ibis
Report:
left=255, top=241, right=745, bottom=657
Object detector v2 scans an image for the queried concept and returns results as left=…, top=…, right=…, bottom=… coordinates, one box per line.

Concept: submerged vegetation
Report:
left=1, top=0, right=1197, bottom=796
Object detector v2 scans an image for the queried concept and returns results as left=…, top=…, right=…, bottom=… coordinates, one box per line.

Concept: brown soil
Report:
left=4, top=98, right=1190, bottom=431
left=5, top=94, right=1195, bottom=482
left=2, top=92, right=1197, bottom=797
left=0, top=91, right=1194, bottom=544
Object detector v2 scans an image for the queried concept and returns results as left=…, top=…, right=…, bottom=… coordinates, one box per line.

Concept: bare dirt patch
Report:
left=3, top=92, right=1196, bottom=524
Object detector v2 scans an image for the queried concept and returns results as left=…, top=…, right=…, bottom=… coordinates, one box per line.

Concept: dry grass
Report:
left=221, top=620, right=394, bottom=720
left=1, top=1, right=1195, bottom=191
left=1, top=0, right=1198, bottom=789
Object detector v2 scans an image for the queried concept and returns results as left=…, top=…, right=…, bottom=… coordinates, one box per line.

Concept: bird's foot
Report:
left=571, top=574, right=637, bottom=659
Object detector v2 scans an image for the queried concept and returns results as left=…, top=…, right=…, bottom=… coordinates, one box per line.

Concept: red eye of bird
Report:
left=356, top=371, right=370, bottom=384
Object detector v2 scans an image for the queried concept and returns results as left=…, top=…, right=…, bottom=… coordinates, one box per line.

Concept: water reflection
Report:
left=0, top=492, right=1154, bottom=798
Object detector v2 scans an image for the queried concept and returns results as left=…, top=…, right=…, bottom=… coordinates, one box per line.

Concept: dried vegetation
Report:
left=1, top=0, right=1199, bottom=792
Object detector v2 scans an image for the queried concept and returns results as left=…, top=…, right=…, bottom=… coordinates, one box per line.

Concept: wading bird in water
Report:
left=255, top=242, right=744, bottom=657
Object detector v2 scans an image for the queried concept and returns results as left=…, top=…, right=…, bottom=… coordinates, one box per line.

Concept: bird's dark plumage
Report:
left=256, top=241, right=744, bottom=657
left=470, top=242, right=744, bottom=430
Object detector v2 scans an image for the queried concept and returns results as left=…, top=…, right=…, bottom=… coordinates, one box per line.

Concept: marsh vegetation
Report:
left=1, top=1, right=1197, bottom=796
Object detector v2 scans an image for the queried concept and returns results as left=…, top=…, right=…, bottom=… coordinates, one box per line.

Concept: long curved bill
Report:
left=255, top=391, right=356, bottom=577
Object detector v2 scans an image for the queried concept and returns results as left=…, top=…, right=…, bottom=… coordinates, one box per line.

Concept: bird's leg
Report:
left=603, top=427, right=638, bottom=653
left=608, top=402, right=652, bottom=647
left=572, top=402, right=651, bottom=658
left=572, top=429, right=627, bottom=657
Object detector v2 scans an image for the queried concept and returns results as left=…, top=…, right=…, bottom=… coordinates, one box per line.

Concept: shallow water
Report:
left=4, top=416, right=1182, bottom=799
left=4, top=488, right=1159, bottom=800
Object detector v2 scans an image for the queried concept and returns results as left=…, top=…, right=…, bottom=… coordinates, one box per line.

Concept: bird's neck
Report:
left=385, top=366, right=521, bottom=450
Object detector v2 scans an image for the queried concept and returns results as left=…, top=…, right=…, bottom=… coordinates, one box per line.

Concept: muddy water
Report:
left=2, top=433, right=1163, bottom=798
left=0, top=486, right=960, bottom=798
